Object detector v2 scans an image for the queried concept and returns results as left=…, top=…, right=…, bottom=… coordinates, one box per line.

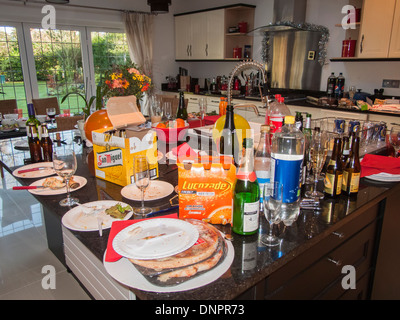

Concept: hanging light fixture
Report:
left=147, top=0, right=171, bottom=14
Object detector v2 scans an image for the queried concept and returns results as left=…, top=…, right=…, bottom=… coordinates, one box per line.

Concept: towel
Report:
left=105, top=213, right=178, bottom=262
left=360, top=154, right=400, bottom=177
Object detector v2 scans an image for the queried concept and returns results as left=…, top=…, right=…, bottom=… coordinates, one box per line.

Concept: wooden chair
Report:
left=32, top=97, right=61, bottom=116
left=55, top=115, right=84, bottom=131
left=0, top=99, right=18, bottom=116
left=156, top=95, right=188, bottom=118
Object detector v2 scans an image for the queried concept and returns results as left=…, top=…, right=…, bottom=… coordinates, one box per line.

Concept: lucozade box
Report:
left=92, top=96, right=158, bottom=186
left=178, top=156, right=236, bottom=225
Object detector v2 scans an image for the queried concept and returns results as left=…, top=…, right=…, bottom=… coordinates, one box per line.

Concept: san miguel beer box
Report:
left=178, top=156, right=236, bottom=225
left=92, top=96, right=158, bottom=187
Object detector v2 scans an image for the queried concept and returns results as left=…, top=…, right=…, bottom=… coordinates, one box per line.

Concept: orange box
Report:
left=178, top=156, right=236, bottom=225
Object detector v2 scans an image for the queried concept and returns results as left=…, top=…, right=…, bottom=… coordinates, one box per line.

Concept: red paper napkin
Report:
left=360, top=154, right=400, bottom=177
left=105, top=213, right=178, bottom=262
left=204, top=115, right=220, bottom=125
left=171, top=142, right=198, bottom=158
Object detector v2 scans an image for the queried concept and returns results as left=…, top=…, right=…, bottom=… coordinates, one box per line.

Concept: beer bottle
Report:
left=232, top=138, right=260, bottom=235
left=176, top=91, right=188, bottom=120
left=219, top=105, right=239, bottom=167
left=324, top=137, right=343, bottom=197
left=25, top=103, right=41, bottom=138
left=40, top=124, right=53, bottom=162
left=340, top=136, right=350, bottom=168
left=342, top=135, right=361, bottom=195
left=28, top=124, right=43, bottom=163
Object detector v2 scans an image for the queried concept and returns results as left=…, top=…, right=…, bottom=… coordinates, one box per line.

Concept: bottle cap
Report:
left=285, top=116, right=295, bottom=124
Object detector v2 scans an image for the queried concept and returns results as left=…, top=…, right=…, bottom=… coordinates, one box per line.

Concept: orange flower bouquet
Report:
left=103, top=63, right=152, bottom=102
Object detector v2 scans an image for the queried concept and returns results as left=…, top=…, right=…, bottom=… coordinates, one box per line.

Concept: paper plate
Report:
left=112, top=218, right=199, bottom=260
left=28, top=176, right=87, bottom=195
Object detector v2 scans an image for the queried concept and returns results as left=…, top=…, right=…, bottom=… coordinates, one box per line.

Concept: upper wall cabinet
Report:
left=174, top=4, right=255, bottom=61
left=358, top=0, right=400, bottom=58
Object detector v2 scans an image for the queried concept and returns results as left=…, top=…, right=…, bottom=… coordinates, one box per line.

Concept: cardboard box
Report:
left=178, top=156, right=236, bottom=225
left=92, top=96, right=158, bottom=186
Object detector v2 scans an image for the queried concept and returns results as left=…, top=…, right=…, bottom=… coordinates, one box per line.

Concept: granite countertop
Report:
left=6, top=135, right=397, bottom=300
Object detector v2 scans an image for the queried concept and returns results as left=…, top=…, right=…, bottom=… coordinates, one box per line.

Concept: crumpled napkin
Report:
left=360, top=154, right=400, bottom=177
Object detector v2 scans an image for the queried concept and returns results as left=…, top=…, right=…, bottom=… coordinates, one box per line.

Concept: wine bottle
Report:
left=324, top=137, right=343, bottom=197
left=25, top=103, right=41, bottom=138
left=219, top=105, right=239, bottom=167
left=28, top=124, right=43, bottom=163
left=342, top=135, right=361, bottom=195
left=232, top=138, right=260, bottom=235
left=176, top=91, right=188, bottom=120
left=40, top=124, right=53, bottom=162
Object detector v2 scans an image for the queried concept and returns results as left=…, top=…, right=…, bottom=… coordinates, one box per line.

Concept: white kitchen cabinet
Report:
left=174, top=5, right=254, bottom=61
left=357, top=0, right=397, bottom=58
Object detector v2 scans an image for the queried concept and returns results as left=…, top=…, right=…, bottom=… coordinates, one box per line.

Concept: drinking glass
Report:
left=133, top=155, right=152, bottom=216
left=150, top=98, right=163, bottom=124
left=305, top=131, right=329, bottom=199
left=261, top=181, right=283, bottom=247
left=46, top=107, right=56, bottom=124
left=198, top=97, right=207, bottom=122
left=389, top=125, right=400, bottom=158
left=349, top=86, right=356, bottom=101
left=163, top=101, right=172, bottom=120
left=53, top=148, right=78, bottom=206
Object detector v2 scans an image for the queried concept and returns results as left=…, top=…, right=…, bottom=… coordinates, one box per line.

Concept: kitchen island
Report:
left=2, top=130, right=399, bottom=300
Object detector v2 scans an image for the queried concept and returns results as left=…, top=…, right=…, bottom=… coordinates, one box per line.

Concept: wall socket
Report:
left=382, top=79, right=400, bottom=88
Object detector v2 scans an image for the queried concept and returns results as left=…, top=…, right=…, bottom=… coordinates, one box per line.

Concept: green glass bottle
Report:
left=176, top=91, right=188, bottom=120
left=232, top=138, right=260, bottom=235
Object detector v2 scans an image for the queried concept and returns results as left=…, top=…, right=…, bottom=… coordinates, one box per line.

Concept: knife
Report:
left=148, top=205, right=179, bottom=216
left=13, top=186, right=48, bottom=190
left=17, top=167, right=53, bottom=174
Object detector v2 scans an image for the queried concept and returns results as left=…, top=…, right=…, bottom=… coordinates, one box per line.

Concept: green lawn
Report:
left=0, top=81, right=86, bottom=116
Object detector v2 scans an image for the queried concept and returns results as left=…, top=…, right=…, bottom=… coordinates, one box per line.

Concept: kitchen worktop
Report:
left=3, top=130, right=398, bottom=300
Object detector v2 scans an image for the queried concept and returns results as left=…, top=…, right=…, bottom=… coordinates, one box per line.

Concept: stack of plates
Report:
left=365, top=172, right=400, bottom=182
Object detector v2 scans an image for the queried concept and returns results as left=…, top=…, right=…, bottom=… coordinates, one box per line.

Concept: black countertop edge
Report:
left=163, top=89, right=400, bottom=118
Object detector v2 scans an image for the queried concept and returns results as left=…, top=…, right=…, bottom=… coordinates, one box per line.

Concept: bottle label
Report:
left=324, top=172, right=343, bottom=195
left=271, top=154, right=303, bottom=203
left=236, top=171, right=257, bottom=182
left=342, top=171, right=360, bottom=193
left=243, top=201, right=259, bottom=232
left=255, top=171, right=270, bottom=203
left=270, top=116, right=283, bottom=133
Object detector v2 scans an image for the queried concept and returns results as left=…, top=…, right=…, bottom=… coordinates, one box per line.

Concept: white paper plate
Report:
left=103, top=235, right=234, bottom=293
left=28, top=176, right=87, bottom=195
left=365, top=172, right=400, bottom=182
left=13, top=162, right=55, bottom=179
left=112, top=218, right=199, bottom=260
left=62, top=200, right=133, bottom=232
left=121, top=180, right=174, bottom=201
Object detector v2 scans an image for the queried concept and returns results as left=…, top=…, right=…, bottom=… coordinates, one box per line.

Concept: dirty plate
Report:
left=121, top=180, right=174, bottom=201
left=112, top=218, right=199, bottom=260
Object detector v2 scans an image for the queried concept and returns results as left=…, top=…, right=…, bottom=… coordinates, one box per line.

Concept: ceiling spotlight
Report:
left=45, top=0, right=70, bottom=4
left=147, top=0, right=171, bottom=14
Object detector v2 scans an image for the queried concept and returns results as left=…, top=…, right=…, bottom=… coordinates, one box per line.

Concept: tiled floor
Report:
left=0, top=171, right=90, bottom=300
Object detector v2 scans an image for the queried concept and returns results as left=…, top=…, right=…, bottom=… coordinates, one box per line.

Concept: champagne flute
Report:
left=198, top=97, right=207, bottom=124
left=133, top=155, right=152, bottom=216
left=389, top=125, right=400, bottom=158
left=305, top=132, right=328, bottom=199
left=164, top=101, right=172, bottom=120
left=53, top=148, right=78, bottom=206
left=261, top=181, right=283, bottom=247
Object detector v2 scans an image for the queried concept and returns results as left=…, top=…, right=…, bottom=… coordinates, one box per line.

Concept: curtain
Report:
left=123, top=12, right=154, bottom=115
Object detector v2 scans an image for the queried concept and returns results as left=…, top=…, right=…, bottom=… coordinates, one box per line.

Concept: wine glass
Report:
left=389, top=125, right=400, bottom=158
left=305, top=131, right=329, bottom=199
left=133, top=155, right=152, bottom=216
left=261, top=181, right=283, bottom=247
left=53, top=148, right=78, bottom=207
left=163, top=101, right=172, bottom=120
left=46, top=107, right=56, bottom=125
left=198, top=97, right=207, bottom=123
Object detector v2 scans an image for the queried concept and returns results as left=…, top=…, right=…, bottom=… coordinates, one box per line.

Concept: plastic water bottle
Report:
left=268, top=95, right=291, bottom=134
left=271, top=115, right=305, bottom=226
left=254, top=124, right=271, bottom=211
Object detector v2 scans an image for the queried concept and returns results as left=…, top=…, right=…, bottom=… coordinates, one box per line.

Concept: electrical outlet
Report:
left=382, top=79, right=400, bottom=88
left=307, top=51, right=315, bottom=60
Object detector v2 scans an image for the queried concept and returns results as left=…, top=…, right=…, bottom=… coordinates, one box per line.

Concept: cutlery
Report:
left=12, top=182, right=80, bottom=190
left=97, top=216, right=103, bottom=237
left=17, top=166, right=53, bottom=174
left=148, top=205, right=179, bottom=216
